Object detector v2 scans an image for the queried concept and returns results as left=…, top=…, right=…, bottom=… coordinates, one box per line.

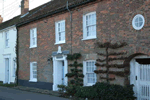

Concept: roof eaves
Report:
left=0, top=25, right=16, bottom=32
left=17, top=0, right=96, bottom=27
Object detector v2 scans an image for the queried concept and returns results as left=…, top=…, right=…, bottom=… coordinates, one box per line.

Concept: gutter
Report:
left=17, top=0, right=96, bottom=27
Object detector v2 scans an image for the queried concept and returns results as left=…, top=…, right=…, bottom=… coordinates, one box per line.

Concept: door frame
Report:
left=52, top=55, right=68, bottom=91
left=130, top=55, right=150, bottom=98
left=3, top=54, right=11, bottom=84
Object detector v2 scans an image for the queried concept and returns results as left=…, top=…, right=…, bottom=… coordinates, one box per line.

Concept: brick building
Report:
left=17, top=0, right=150, bottom=99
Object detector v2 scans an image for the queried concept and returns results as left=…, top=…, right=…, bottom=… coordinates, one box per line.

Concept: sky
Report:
left=0, top=0, right=51, bottom=22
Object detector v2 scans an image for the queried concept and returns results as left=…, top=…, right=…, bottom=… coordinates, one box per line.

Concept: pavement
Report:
left=0, top=86, right=69, bottom=100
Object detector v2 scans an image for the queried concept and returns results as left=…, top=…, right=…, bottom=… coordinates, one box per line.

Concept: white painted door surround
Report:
left=130, top=55, right=150, bottom=100
left=3, top=54, right=11, bottom=84
left=52, top=55, right=68, bottom=91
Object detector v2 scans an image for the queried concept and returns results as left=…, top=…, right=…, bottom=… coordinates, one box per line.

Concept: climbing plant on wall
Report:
left=62, top=53, right=84, bottom=96
left=66, top=53, right=84, bottom=86
left=94, top=42, right=128, bottom=83
left=15, top=29, right=19, bottom=86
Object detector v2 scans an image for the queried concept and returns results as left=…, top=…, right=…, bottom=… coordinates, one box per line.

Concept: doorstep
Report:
left=12, top=86, right=61, bottom=97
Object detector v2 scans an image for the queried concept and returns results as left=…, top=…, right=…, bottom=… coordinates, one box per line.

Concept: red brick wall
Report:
left=18, top=0, right=150, bottom=85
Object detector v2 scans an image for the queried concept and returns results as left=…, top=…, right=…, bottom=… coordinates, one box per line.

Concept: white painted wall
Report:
left=0, top=25, right=17, bottom=84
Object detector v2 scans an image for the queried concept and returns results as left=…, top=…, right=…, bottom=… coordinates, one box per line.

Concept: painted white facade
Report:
left=130, top=55, right=150, bottom=100
left=0, top=25, right=17, bottom=84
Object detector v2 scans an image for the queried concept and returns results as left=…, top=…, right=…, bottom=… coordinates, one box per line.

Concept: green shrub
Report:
left=75, top=86, right=97, bottom=99
left=0, top=83, right=17, bottom=87
left=75, top=82, right=136, bottom=100
left=57, top=85, right=66, bottom=92
left=65, top=84, right=81, bottom=96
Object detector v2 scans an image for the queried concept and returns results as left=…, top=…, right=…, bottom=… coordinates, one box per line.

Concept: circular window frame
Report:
left=132, top=14, right=145, bottom=30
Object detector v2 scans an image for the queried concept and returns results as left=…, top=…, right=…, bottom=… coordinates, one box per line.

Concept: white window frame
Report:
left=55, top=20, right=66, bottom=44
left=5, top=31, right=9, bottom=48
left=83, top=60, right=97, bottom=86
left=82, top=12, right=97, bottom=40
left=132, top=14, right=145, bottom=30
left=30, top=28, right=37, bottom=48
left=29, top=62, right=37, bottom=82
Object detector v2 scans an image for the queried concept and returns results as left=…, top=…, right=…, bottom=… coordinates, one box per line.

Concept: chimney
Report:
left=21, top=0, right=29, bottom=15
left=0, top=15, right=3, bottom=23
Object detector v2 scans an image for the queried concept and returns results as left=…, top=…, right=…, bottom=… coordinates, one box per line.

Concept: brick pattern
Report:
left=18, top=0, right=150, bottom=86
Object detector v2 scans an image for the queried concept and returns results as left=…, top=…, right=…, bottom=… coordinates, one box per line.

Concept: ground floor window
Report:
left=29, top=62, right=37, bottom=82
left=83, top=60, right=97, bottom=86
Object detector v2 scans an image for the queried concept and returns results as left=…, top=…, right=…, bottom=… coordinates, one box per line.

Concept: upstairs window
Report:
left=83, top=12, right=96, bottom=40
left=132, top=14, right=145, bottom=30
left=29, top=62, right=37, bottom=82
left=5, top=31, right=9, bottom=48
left=30, top=28, right=37, bottom=48
left=55, top=20, right=65, bottom=44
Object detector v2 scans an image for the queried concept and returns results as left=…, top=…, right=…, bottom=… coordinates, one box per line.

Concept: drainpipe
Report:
left=66, top=1, right=72, bottom=54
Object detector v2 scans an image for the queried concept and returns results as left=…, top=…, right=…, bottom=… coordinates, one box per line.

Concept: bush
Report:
left=57, top=85, right=66, bottom=92
left=65, top=84, right=79, bottom=96
left=75, top=86, right=97, bottom=99
left=0, top=83, right=17, bottom=87
left=75, top=82, right=136, bottom=100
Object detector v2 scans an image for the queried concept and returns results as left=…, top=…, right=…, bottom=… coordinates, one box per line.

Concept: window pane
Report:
left=32, top=31, right=34, bottom=37
left=87, top=26, right=90, bottom=36
left=139, top=22, right=143, bottom=27
left=87, top=66, right=89, bottom=72
left=86, top=62, right=89, bottom=66
left=61, top=22, right=65, bottom=31
left=89, top=15, right=91, bottom=25
left=91, top=25, right=96, bottom=36
left=61, top=32, right=65, bottom=41
left=89, top=62, right=91, bottom=67
left=135, top=22, right=138, bottom=27
left=91, top=14, right=96, bottom=24
left=33, top=71, right=37, bottom=74
left=33, top=67, right=36, bottom=71
left=33, top=65, right=37, bottom=70
left=87, top=74, right=94, bottom=83
left=59, top=32, right=61, bottom=41
left=33, top=63, right=37, bottom=66
left=6, top=40, right=8, bottom=46
left=33, top=38, right=35, bottom=45
left=58, top=23, right=60, bottom=28
left=33, top=74, right=37, bottom=78
left=139, top=17, right=143, bottom=22
left=135, top=18, right=138, bottom=23
left=86, top=16, right=88, bottom=26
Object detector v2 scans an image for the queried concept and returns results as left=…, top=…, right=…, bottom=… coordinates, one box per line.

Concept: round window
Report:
left=132, top=14, right=145, bottom=30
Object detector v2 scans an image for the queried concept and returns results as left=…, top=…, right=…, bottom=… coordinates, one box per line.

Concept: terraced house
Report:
left=0, top=15, right=20, bottom=84
left=17, top=0, right=150, bottom=99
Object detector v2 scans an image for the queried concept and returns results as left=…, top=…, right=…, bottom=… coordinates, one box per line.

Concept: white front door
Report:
left=53, top=55, right=68, bottom=91
left=57, top=61, right=64, bottom=85
left=136, top=63, right=150, bottom=100
left=5, top=58, right=9, bottom=83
